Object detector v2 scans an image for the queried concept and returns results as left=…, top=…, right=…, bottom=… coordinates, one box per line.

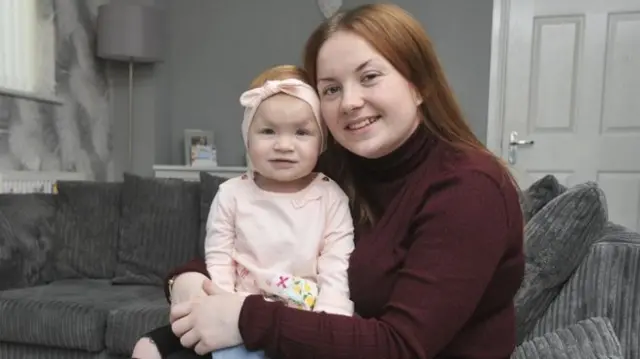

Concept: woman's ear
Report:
left=415, top=94, right=423, bottom=106
left=411, top=86, right=423, bottom=106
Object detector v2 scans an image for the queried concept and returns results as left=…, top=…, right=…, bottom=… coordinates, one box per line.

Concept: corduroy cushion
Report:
left=112, top=173, right=201, bottom=285
left=512, top=317, right=623, bottom=359
left=53, top=181, right=121, bottom=279
left=520, top=175, right=567, bottom=223
left=0, top=193, right=56, bottom=290
left=515, top=182, right=608, bottom=343
left=0, top=279, right=165, bottom=352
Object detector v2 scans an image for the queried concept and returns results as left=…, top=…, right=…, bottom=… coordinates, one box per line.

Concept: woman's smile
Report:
left=344, top=115, right=381, bottom=132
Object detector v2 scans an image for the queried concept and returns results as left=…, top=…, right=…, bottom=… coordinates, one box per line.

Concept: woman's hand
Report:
left=169, top=272, right=209, bottom=306
left=170, top=280, right=247, bottom=354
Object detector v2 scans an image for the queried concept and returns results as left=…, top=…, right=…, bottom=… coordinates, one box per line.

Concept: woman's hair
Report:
left=248, top=64, right=311, bottom=89
left=303, top=3, right=514, bottom=226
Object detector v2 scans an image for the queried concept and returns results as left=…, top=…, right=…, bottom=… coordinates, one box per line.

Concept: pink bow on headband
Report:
left=239, top=79, right=316, bottom=108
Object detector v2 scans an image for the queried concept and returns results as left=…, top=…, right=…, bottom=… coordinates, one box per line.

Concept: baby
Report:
left=206, top=68, right=355, bottom=359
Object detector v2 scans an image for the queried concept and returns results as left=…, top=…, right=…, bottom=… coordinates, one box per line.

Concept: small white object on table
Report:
left=0, top=170, right=88, bottom=194
left=153, top=165, right=247, bottom=181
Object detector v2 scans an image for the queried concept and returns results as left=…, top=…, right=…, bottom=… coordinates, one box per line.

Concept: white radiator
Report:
left=0, top=171, right=88, bottom=194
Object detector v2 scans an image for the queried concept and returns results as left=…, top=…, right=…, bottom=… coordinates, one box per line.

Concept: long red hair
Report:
left=304, top=4, right=513, bottom=225
left=248, top=64, right=311, bottom=88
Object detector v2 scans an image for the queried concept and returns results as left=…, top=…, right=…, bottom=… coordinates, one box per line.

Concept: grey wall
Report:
left=415, top=0, right=494, bottom=143
left=162, top=0, right=328, bottom=167
left=107, top=0, right=166, bottom=180
left=346, top=0, right=494, bottom=142
left=0, top=0, right=492, bottom=179
left=0, top=0, right=493, bottom=180
left=148, top=0, right=494, bottom=169
left=0, top=0, right=114, bottom=180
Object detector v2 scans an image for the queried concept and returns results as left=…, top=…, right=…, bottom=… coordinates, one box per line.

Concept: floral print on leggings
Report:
left=265, top=274, right=319, bottom=311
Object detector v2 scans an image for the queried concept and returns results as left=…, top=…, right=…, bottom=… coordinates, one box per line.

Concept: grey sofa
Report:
left=0, top=172, right=636, bottom=358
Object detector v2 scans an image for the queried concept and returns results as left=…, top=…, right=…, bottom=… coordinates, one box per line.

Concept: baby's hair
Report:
left=248, top=65, right=312, bottom=89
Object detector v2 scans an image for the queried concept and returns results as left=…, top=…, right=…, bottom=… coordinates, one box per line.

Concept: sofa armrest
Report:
left=0, top=234, right=25, bottom=291
left=0, top=194, right=55, bottom=291
left=527, top=223, right=640, bottom=359
left=513, top=317, right=623, bottom=359
left=0, top=253, right=24, bottom=291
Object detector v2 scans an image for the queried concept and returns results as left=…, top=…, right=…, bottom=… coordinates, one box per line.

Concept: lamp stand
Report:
left=128, top=60, right=134, bottom=170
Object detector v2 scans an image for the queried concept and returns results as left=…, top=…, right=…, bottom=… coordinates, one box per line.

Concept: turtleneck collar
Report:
left=349, top=123, right=435, bottom=182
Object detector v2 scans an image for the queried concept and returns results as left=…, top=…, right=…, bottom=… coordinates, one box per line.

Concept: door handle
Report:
left=508, top=131, right=534, bottom=165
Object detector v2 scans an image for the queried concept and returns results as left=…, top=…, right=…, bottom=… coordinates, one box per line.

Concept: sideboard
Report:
left=153, top=165, right=247, bottom=181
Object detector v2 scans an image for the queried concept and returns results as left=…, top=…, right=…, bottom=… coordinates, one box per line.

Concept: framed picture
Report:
left=183, top=129, right=217, bottom=166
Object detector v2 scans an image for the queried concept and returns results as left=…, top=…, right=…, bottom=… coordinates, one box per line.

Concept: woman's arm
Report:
left=237, top=171, right=519, bottom=359
left=163, top=259, right=209, bottom=303
left=167, top=272, right=209, bottom=306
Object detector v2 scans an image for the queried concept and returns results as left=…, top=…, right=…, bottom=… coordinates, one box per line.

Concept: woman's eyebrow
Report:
left=317, top=59, right=373, bottom=83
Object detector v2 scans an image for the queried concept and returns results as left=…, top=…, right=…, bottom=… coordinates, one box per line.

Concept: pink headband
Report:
left=239, top=78, right=325, bottom=152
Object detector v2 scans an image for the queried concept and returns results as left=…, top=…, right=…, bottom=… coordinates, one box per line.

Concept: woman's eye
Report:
left=362, top=73, right=379, bottom=82
left=322, top=86, right=340, bottom=96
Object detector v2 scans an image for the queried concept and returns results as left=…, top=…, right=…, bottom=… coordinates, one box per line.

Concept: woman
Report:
left=137, top=3, right=525, bottom=359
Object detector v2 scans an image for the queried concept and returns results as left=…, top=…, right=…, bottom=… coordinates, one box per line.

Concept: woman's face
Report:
left=315, top=31, right=422, bottom=159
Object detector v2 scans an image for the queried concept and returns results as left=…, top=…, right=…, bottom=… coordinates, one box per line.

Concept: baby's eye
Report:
left=259, top=128, right=275, bottom=135
left=296, top=129, right=311, bottom=136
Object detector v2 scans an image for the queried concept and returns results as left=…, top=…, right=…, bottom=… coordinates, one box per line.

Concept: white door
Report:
left=489, top=0, right=640, bottom=231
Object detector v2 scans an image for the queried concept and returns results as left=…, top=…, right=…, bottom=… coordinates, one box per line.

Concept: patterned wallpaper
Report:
left=0, top=0, right=112, bottom=180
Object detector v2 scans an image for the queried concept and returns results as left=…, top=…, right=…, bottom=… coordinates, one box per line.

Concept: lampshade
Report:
left=96, top=3, right=164, bottom=63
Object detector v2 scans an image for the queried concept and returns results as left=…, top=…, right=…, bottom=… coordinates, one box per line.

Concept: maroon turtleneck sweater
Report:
left=167, top=125, right=525, bottom=359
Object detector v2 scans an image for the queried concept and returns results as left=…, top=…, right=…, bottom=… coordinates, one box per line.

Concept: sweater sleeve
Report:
left=237, top=171, right=513, bottom=359
left=203, top=185, right=237, bottom=294
left=313, top=187, right=355, bottom=316
left=163, top=258, right=209, bottom=303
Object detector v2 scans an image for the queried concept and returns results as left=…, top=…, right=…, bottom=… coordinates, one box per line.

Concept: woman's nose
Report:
left=340, top=86, right=364, bottom=114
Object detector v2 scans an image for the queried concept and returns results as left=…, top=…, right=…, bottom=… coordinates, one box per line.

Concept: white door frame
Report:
left=486, top=0, right=511, bottom=156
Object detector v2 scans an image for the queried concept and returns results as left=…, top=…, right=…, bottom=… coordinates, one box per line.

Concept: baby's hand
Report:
left=170, top=273, right=208, bottom=305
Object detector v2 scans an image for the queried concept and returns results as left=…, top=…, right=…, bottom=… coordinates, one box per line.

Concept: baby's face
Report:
left=247, top=94, right=321, bottom=184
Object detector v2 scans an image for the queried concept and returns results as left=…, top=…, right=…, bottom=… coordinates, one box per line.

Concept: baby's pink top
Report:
left=204, top=172, right=355, bottom=316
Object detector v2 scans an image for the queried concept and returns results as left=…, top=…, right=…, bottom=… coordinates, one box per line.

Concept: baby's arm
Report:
left=313, top=184, right=355, bottom=316
left=204, top=184, right=237, bottom=294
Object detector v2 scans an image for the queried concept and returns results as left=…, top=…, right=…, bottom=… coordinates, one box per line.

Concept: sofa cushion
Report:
left=0, top=342, right=126, bottom=359
left=515, top=182, right=608, bottom=343
left=528, top=222, right=640, bottom=359
left=113, top=174, right=201, bottom=285
left=53, top=181, right=121, bottom=280
left=105, top=297, right=169, bottom=356
left=0, top=193, right=56, bottom=290
left=512, top=317, right=623, bottom=359
left=520, top=175, right=567, bottom=222
left=0, top=279, right=164, bottom=352
left=198, top=172, right=227, bottom=257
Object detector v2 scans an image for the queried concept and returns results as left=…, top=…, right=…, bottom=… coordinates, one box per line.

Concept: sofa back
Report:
left=0, top=172, right=226, bottom=289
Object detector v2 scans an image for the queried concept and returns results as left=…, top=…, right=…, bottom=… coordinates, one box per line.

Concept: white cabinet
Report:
left=153, top=165, right=247, bottom=181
